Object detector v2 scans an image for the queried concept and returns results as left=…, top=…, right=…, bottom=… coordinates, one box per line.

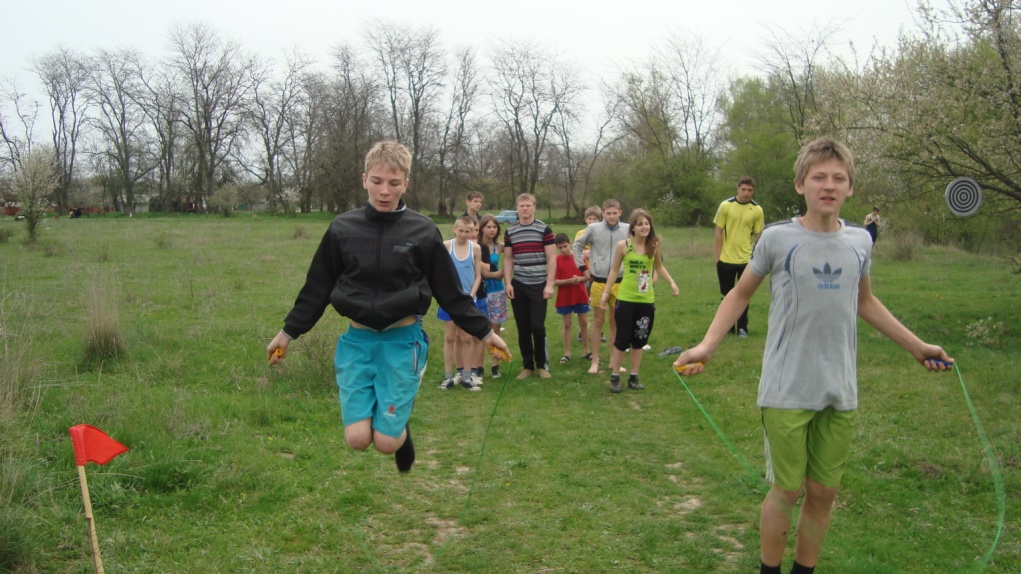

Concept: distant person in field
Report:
left=572, top=198, right=629, bottom=374
left=504, top=193, right=556, bottom=380
left=267, top=141, right=509, bottom=473
left=463, top=190, right=483, bottom=220
left=674, top=137, right=953, bottom=574
left=714, top=176, right=764, bottom=337
left=863, top=206, right=881, bottom=244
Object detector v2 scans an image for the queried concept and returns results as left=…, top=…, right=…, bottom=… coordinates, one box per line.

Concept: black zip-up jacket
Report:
left=282, top=201, right=492, bottom=340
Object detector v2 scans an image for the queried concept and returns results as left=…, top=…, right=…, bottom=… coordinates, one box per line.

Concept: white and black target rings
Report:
left=945, top=177, right=982, bottom=217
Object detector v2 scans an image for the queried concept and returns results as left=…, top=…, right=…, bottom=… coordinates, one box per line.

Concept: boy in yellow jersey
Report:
left=714, top=176, right=764, bottom=336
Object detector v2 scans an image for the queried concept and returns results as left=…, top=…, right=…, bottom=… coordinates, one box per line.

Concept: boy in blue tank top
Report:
left=437, top=216, right=484, bottom=391
left=673, top=137, right=953, bottom=574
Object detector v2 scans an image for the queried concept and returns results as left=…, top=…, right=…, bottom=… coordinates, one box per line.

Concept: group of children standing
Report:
left=435, top=203, right=510, bottom=391
left=437, top=192, right=678, bottom=395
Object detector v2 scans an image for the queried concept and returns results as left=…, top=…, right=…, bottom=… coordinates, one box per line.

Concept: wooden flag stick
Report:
left=76, top=465, right=106, bottom=574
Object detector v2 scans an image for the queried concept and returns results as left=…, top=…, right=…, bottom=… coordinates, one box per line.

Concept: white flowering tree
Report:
left=13, top=149, right=58, bottom=242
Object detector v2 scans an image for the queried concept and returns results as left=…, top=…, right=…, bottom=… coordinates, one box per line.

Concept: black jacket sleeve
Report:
left=282, top=228, right=341, bottom=339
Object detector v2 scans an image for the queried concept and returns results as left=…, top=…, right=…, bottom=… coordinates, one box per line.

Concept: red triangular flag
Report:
left=69, top=424, right=128, bottom=466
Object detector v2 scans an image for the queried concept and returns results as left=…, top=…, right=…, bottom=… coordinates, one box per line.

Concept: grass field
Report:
left=1, top=213, right=1018, bottom=573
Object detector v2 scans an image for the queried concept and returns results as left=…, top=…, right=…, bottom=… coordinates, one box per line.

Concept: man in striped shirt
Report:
left=504, top=193, right=557, bottom=379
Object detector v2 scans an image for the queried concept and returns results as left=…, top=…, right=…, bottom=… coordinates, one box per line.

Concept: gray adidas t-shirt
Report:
left=748, top=218, right=873, bottom=411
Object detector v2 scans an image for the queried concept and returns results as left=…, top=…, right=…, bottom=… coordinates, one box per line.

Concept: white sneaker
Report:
left=470, top=372, right=484, bottom=387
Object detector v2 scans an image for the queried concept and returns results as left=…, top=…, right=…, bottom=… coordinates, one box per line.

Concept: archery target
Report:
left=944, top=177, right=982, bottom=217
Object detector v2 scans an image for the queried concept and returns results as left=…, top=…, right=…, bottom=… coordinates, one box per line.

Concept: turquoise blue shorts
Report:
left=334, top=323, right=429, bottom=438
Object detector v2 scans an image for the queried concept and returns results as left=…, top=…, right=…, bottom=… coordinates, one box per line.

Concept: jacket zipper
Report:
left=370, top=221, right=384, bottom=315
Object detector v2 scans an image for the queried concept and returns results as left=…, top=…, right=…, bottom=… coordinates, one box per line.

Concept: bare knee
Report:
left=345, top=432, right=372, bottom=451
left=803, top=479, right=838, bottom=510
left=344, top=421, right=373, bottom=450
left=765, top=484, right=803, bottom=515
left=373, top=431, right=404, bottom=454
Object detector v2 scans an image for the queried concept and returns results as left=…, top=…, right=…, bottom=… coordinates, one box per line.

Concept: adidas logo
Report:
left=813, top=262, right=842, bottom=289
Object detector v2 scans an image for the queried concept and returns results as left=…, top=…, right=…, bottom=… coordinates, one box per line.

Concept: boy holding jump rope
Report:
left=673, top=137, right=953, bottom=574
left=267, top=141, right=509, bottom=473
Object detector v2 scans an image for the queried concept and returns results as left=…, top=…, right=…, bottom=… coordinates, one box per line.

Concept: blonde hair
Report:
left=516, top=193, right=536, bottom=207
left=364, top=140, right=411, bottom=177
left=793, top=137, right=855, bottom=187
left=584, top=206, right=603, bottom=220
left=454, top=215, right=476, bottom=228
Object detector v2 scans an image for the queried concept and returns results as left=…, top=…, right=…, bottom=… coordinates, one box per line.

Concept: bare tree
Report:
left=612, top=34, right=725, bottom=161
left=579, top=87, right=626, bottom=208
left=137, top=65, right=185, bottom=211
left=86, top=48, right=158, bottom=213
left=169, top=21, right=256, bottom=211
left=35, top=47, right=93, bottom=211
left=754, top=23, right=839, bottom=145
left=551, top=96, right=583, bottom=217
left=436, top=46, right=481, bottom=215
left=489, top=40, right=580, bottom=198
left=0, top=79, right=39, bottom=175
left=613, top=66, right=676, bottom=161
left=314, top=45, right=382, bottom=213
left=365, top=22, right=447, bottom=209
left=660, top=33, right=724, bottom=156
left=244, top=51, right=313, bottom=210
left=283, top=68, right=327, bottom=213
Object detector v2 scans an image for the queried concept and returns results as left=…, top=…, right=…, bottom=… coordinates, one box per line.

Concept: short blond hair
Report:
left=584, top=206, right=603, bottom=220
left=516, top=193, right=536, bottom=207
left=793, top=137, right=854, bottom=187
left=364, top=140, right=411, bottom=177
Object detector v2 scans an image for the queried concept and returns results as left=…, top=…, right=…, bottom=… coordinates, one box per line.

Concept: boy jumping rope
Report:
left=267, top=141, right=509, bottom=473
left=673, top=137, right=953, bottom=573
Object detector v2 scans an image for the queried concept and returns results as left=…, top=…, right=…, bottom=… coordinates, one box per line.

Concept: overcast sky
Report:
left=4, top=0, right=943, bottom=85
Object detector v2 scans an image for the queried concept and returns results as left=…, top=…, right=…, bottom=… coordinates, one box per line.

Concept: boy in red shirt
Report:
left=553, top=233, right=590, bottom=364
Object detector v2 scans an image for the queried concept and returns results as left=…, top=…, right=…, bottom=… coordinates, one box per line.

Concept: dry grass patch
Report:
left=83, top=271, right=126, bottom=363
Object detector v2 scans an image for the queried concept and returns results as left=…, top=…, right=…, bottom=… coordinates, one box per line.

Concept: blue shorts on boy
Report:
left=438, top=297, right=486, bottom=322
left=556, top=303, right=591, bottom=315
left=334, top=323, right=428, bottom=438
